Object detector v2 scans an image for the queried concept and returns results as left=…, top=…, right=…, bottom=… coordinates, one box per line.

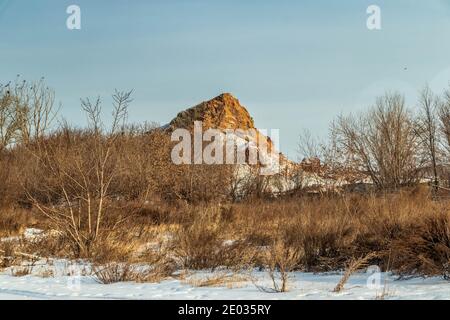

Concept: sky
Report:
left=1, top=0, right=450, bottom=158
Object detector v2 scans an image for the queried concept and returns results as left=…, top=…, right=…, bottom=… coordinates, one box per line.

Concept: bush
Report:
left=173, top=206, right=251, bottom=270
left=391, top=212, right=450, bottom=279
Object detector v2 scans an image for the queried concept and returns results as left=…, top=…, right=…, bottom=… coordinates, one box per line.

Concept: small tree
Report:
left=0, top=84, right=19, bottom=151
left=332, top=93, right=421, bottom=190
left=439, top=89, right=450, bottom=187
left=15, top=79, right=58, bottom=144
left=0, top=78, right=58, bottom=149
left=28, top=90, right=132, bottom=257
left=416, top=86, right=440, bottom=196
left=440, top=90, right=450, bottom=155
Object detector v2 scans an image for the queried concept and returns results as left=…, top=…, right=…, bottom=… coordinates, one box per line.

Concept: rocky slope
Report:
left=168, top=93, right=255, bottom=131
left=168, top=93, right=279, bottom=156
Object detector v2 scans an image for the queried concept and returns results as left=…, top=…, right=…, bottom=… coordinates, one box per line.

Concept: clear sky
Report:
left=1, top=0, right=450, bottom=157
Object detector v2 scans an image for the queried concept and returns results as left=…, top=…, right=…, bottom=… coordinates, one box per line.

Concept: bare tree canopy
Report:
left=439, top=89, right=450, bottom=157
left=332, top=93, right=421, bottom=189
left=0, top=78, right=58, bottom=150
left=416, top=86, right=440, bottom=194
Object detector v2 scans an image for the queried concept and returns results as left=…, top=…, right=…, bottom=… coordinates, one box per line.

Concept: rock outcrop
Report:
left=168, top=93, right=255, bottom=131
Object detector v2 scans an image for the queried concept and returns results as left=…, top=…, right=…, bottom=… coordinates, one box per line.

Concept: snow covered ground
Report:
left=0, top=268, right=448, bottom=300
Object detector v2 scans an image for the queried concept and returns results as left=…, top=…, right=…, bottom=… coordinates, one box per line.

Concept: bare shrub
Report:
left=109, top=124, right=170, bottom=201
left=282, top=204, right=356, bottom=272
left=27, top=90, right=135, bottom=258
left=10, top=265, right=32, bottom=277
left=19, top=232, right=68, bottom=259
left=0, top=241, right=17, bottom=269
left=173, top=206, right=250, bottom=270
left=259, top=241, right=301, bottom=293
left=164, top=163, right=235, bottom=204
left=138, top=258, right=178, bottom=283
left=333, top=252, right=378, bottom=293
left=93, top=262, right=136, bottom=284
left=391, top=212, right=450, bottom=280
left=0, top=207, right=35, bottom=237
left=93, top=259, right=177, bottom=284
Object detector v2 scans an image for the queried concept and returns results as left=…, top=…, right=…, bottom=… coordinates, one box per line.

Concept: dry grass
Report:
left=51, top=190, right=450, bottom=281
left=260, top=241, right=301, bottom=293
left=0, top=240, right=17, bottom=269
left=172, top=205, right=255, bottom=270
left=93, top=263, right=137, bottom=284
left=93, top=260, right=177, bottom=284
left=184, top=272, right=249, bottom=289
left=10, top=265, right=33, bottom=277
left=390, top=212, right=450, bottom=279
left=0, top=207, right=39, bottom=237
left=165, top=191, right=450, bottom=279
left=333, top=252, right=378, bottom=293
left=1, top=187, right=449, bottom=281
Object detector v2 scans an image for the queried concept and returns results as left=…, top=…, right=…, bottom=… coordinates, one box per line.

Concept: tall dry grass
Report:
left=164, top=190, right=449, bottom=279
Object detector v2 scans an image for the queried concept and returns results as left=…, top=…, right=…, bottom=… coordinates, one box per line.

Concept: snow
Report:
left=0, top=267, right=448, bottom=300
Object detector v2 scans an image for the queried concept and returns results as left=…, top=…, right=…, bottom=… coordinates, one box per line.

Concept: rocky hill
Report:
left=168, top=93, right=255, bottom=131
left=165, top=93, right=352, bottom=194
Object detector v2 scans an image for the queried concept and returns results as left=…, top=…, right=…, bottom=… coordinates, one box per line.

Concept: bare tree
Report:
left=13, top=78, right=59, bottom=144
left=0, top=83, right=19, bottom=151
left=439, top=89, right=450, bottom=156
left=28, top=90, right=133, bottom=257
left=297, top=129, right=324, bottom=161
left=416, top=86, right=440, bottom=195
left=332, top=93, right=421, bottom=190
left=439, top=89, right=450, bottom=187
left=0, top=78, right=58, bottom=150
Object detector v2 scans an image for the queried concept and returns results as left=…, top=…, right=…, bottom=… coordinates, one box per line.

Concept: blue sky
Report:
left=1, top=0, right=450, bottom=157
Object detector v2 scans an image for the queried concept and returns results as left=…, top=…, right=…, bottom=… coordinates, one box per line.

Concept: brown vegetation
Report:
left=0, top=79, right=449, bottom=283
